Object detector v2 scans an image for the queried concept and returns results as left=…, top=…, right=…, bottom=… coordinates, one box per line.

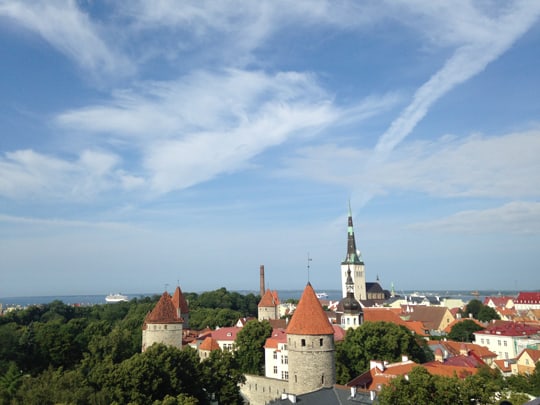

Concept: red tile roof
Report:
left=515, top=292, right=540, bottom=304
left=493, top=359, right=512, bottom=373
left=264, top=328, right=288, bottom=349
left=258, top=289, right=280, bottom=307
left=436, top=340, right=496, bottom=360
left=363, top=308, right=428, bottom=336
left=211, top=326, right=242, bottom=342
left=144, top=292, right=183, bottom=324
left=171, top=286, right=189, bottom=313
left=199, top=337, right=221, bottom=351
left=483, top=296, right=514, bottom=308
left=517, top=348, right=540, bottom=363
left=332, top=325, right=346, bottom=342
left=475, top=321, right=540, bottom=337
left=286, top=283, right=334, bottom=335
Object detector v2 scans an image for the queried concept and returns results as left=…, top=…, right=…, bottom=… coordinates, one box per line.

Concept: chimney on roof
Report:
left=260, top=265, right=265, bottom=297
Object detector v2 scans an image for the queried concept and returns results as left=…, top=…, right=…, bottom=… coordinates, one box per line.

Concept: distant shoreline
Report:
left=0, top=289, right=530, bottom=308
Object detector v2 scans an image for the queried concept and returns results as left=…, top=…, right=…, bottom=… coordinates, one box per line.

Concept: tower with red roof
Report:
left=141, top=291, right=184, bottom=352
left=286, top=282, right=336, bottom=395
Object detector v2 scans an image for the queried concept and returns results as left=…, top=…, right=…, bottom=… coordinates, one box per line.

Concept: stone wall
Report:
left=141, top=322, right=183, bottom=352
left=240, top=375, right=288, bottom=405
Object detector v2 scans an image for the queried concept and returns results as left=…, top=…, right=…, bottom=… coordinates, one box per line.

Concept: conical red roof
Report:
left=286, top=283, right=334, bottom=335
left=145, top=292, right=183, bottom=324
left=258, top=289, right=279, bottom=307
left=172, top=286, right=189, bottom=313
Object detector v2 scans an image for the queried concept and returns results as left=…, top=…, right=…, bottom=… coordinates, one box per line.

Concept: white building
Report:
left=474, top=322, right=540, bottom=360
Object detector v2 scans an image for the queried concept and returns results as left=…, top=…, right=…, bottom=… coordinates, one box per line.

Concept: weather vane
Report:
left=307, top=253, right=313, bottom=282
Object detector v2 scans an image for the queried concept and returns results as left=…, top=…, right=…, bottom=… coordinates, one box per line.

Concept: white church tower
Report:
left=341, top=203, right=367, bottom=301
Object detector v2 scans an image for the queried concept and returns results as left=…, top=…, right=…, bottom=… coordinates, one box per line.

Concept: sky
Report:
left=1, top=1, right=540, bottom=297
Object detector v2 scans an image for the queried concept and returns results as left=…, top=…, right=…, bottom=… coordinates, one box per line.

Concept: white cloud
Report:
left=0, top=149, right=133, bottom=200
left=283, top=129, right=540, bottom=200
left=373, top=1, right=540, bottom=159
left=409, top=201, right=540, bottom=234
left=0, top=0, right=129, bottom=75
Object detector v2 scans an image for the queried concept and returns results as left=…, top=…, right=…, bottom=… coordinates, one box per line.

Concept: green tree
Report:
left=234, top=320, right=273, bottom=375
left=201, top=350, right=245, bottom=404
left=448, top=319, right=485, bottom=342
left=336, top=321, right=429, bottom=384
left=0, top=362, right=22, bottom=404
left=477, top=306, right=500, bottom=322
left=463, top=299, right=483, bottom=319
left=379, top=367, right=438, bottom=405
left=104, top=344, right=205, bottom=404
left=189, top=308, right=243, bottom=329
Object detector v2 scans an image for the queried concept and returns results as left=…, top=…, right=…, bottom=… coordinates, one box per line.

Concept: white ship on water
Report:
left=105, top=293, right=129, bottom=303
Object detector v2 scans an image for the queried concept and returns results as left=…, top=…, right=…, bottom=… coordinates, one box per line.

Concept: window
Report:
left=164, top=325, right=167, bottom=330
left=503, top=341, right=507, bottom=347
left=498, top=340, right=501, bottom=346
left=273, top=366, right=278, bottom=374
left=284, top=355, right=288, bottom=364
left=301, top=339, right=306, bottom=347
left=282, top=371, right=289, bottom=380
left=273, top=352, right=277, bottom=360
left=320, top=338, right=324, bottom=346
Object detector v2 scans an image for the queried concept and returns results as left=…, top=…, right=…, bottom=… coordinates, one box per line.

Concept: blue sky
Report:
left=1, top=1, right=539, bottom=297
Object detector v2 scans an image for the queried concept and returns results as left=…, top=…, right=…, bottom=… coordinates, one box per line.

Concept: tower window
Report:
left=301, top=339, right=306, bottom=347
left=320, top=338, right=323, bottom=346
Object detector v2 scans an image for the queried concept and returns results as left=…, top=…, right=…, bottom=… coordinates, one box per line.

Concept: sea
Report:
left=0, top=289, right=522, bottom=309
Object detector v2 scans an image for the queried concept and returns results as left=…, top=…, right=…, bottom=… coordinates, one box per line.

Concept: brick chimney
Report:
left=260, top=265, right=265, bottom=297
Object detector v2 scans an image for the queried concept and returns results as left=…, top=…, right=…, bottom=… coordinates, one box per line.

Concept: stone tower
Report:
left=141, top=292, right=184, bottom=352
left=171, top=285, right=190, bottom=328
left=341, top=203, right=367, bottom=301
left=340, top=266, right=363, bottom=329
left=286, top=282, right=335, bottom=395
left=258, top=289, right=280, bottom=321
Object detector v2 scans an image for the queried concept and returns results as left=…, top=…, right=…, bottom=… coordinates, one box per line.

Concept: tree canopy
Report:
left=448, top=319, right=485, bottom=342
left=336, top=321, right=431, bottom=384
left=234, top=320, right=273, bottom=375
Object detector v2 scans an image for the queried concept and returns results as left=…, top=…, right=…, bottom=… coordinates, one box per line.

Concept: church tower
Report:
left=340, top=267, right=363, bottom=329
left=341, top=203, right=367, bottom=301
left=286, top=282, right=335, bottom=395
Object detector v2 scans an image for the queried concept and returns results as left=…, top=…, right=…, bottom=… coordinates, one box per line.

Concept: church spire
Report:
left=342, top=201, right=363, bottom=265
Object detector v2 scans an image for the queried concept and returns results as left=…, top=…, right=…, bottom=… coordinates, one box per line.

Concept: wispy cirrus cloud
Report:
left=283, top=129, right=540, bottom=200
left=0, top=149, right=142, bottom=200
left=409, top=201, right=540, bottom=235
left=0, top=0, right=130, bottom=75
left=373, top=1, right=540, bottom=159
left=57, top=69, right=397, bottom=194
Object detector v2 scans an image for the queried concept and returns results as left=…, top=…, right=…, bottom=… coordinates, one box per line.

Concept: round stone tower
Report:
left=286, top=282, right=335, bottom=395
left=141, top=291, right=184, bottom=352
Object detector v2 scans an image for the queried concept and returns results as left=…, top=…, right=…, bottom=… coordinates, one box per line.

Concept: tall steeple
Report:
left=340, top=202, right=367, bottom=301
left=343, top=201, right=363, bottom=265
